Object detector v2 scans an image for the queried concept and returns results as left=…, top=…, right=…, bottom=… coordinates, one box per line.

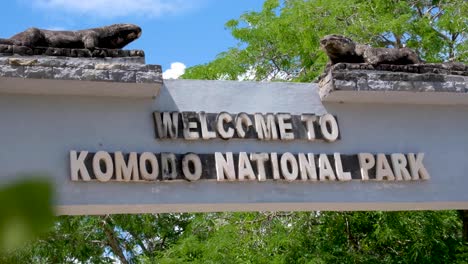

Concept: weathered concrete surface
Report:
left=0, top=54, right=161, bottom=98
left=0, top=79, right=468, bottom=214
left=0, top=55, right=161, bottom=84
left=319, top=63, right=468, bottom=104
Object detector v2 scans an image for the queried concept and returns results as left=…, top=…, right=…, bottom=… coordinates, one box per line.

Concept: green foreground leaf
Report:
left=0, top=178, right=54, bottom=253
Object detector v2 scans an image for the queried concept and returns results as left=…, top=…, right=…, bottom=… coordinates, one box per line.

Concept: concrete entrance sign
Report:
left=0, top=42, right=467, bottom=214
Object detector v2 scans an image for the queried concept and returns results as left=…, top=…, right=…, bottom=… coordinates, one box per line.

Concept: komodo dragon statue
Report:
left=320, top=34, right=421, bottom=65
left=0, top=24, right=141, bottom=49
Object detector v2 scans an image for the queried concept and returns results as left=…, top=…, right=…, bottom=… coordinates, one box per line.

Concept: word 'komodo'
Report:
left=0, top=24, right=141, bottom=49
left=320, top=35, right=421, bottom=65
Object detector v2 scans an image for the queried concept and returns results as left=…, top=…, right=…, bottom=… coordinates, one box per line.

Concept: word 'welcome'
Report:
left=154, top=112, right=340, bottom=141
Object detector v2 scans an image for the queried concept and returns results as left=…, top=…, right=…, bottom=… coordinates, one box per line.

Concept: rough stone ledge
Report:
left=319, top=63, right=468, bottom=105
left=0, top=55, right=162, bottom=84
left=0, top=44, right=144, bottom=58
left=331, top=62, right=468, bottom=76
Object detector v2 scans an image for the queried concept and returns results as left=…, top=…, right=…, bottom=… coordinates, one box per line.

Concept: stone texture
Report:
left=0, top=54, right=162, bottom=85
left=0, top=65, right=24, bottom=77
left=109, top=70, right=136, bottom=83
left=136, top=71, right=162, bottom=83
left=81, top=69, right=110, bottom=81
left=24, top=66, right=54, bottom=79
left=330, top=63, right=468, bottom=76
left=95, top=63, right=122, bottom=70
left=53, top=67, right=83, bottom=80
left=319, top=63, right=468, bottom=101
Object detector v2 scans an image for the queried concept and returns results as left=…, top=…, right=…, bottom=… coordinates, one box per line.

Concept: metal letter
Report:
left=153, top=112, right=179, bottom=139
left=408, top=153, right=430, bottom=180
left=216, top=112, right=235, bottom=139
left=254, top=113, right=278, bottom=140
left=391, top=153, right=411, bottom=181
left=358, top=153, right=374, bottom=181
left=277, top=113, right=294, bottom=140
left=319, top=154, right=336, bottom=181
left=334, top=153, right=351, bottom=181
left=271, top=153, right=281, bottom=180
left=199, top=112, right=217, bottom=140
left=319, top=114, right=339, bottom=142
left=70, top=150, right=90, bottom=181
left=161, top=153, right=177, bottom=180
left=298, top=153, right=317, bottom=181
left=238, top=152, right=256, bottom=181
left=376, top=154, right=395, bottom=181
left=235, top=113, right=253, bottom=138
left=182, top=153, right=202, bottom=181
left=250, top=153, right=269, bottom=181
left=93, top=151, right=114, bottom=182
left=139, top=152, right=158, bottom=180
left=182, top=112, right=200, bottom=140
left=301, top=114, right=317, bottom=141
left=215, top=152, right=236, bottom=181
left=281, top=153, right=298, bottom=181
left=115, top=152, right=139, bottom=181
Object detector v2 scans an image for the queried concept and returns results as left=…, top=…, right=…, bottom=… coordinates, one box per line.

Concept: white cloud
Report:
left=163, top=62, right=186, bottom=79
left=32, top=0, right=201, bottom=18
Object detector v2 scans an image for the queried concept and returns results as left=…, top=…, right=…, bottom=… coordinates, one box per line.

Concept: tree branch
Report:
left=100, top=216, right=129, bottom=264
left=432, top=28, right=451, bottom=42
left=424, top=5, right=437, bottom=17
left=430, top=9, right=444, bottom=22
left=128, top=230, right=150, bottom=256
left=415, top=5, right=423, bottom=17
left=378, top=34, right=396, bottom=47
left=160, top=235, right=167, bottom=250
left=393, top=33, right=402, bottom=48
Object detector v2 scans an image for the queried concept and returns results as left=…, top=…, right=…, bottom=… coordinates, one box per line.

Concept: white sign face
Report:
left=1, top=79, right=467, bottom=215
left=71, top=111, right=430, bottom=184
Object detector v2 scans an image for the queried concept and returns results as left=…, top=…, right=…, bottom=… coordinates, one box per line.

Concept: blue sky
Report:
left=1, top=0, right=266, bottom=78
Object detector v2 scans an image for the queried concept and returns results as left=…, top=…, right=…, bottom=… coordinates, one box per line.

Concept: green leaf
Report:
left=0, top=178, right=54, bottom=254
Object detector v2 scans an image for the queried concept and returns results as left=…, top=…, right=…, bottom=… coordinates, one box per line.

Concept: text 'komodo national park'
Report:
left=70, top=111, right=430, bottom=183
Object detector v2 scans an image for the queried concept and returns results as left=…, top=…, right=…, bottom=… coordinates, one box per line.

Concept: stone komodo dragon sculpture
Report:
left=0, top=24, right=141, bottom=49
left=320, top=34, right=421, bottom=65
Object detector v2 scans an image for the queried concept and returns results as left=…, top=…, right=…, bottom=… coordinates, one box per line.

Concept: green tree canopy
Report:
left=6, top=211, right=467, bottom=263
left=182, top=0, right=467, bottom=82
left=158, top=211, right=466, bottom=264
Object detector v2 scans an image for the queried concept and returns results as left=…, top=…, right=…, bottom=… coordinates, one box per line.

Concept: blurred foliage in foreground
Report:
left=0, top=178, right=54, bottom=257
